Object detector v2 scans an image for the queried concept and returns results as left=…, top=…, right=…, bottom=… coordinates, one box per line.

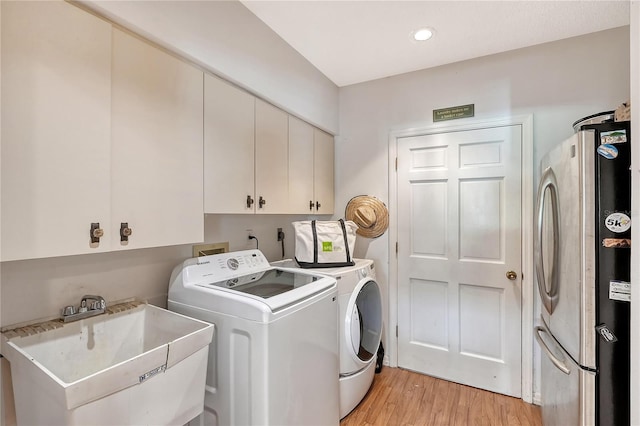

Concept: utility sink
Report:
left=1, top=302, right=214, bottom=426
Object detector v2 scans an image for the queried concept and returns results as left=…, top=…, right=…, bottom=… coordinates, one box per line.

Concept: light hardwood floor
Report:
left=340, top=367, right=542, bottom=426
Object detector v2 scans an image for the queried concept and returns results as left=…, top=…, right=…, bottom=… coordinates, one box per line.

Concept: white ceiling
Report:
left=241, top=1, right=631, bottom=87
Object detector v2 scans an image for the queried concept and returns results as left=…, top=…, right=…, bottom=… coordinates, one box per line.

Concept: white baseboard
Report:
left=532, top=392, right=541, bottom=406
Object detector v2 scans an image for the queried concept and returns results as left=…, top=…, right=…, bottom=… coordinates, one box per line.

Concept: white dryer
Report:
left=273, top=259, right=383, bottom=418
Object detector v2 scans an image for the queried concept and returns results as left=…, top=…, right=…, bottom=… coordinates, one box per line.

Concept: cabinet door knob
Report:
left=315, top=201, right=321, bottom=210
left=259, top=196, right=266, bottom=208
left=90, top=223, right=104, bottom=243
left=246, top=195, right=254, bottom=208
left=310, top=200, right=314, bottom=211
left=120, top=222, right=132, bottom=242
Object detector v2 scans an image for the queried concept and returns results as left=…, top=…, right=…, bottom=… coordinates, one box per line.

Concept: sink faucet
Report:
left=62, top=295, right=107, bottom=323
left=81, top=295, right=106, bottom=311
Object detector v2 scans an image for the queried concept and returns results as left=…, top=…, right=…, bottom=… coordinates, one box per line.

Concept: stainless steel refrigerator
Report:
left=534, top=114, right=630, bottom=426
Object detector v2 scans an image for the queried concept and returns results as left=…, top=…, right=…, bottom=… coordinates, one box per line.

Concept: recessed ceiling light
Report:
left=413, top=27, right=434, bottom=41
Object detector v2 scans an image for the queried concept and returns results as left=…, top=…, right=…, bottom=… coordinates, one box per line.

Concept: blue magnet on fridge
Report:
left=597, top=144, right=618, bottom=159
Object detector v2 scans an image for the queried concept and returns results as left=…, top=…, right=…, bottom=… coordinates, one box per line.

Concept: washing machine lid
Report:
left=201, top=268, right=322, bottom=299
left=169, top=250, right=336, bottom=321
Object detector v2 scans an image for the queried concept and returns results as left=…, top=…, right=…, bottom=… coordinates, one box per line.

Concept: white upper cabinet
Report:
left=288, top=120, right=335, bottom=215
left=288, top=117, right=315, bottom=213
left=255, top=100, right=289, bottom=214
left=204, top=81, right=294, bottom=215
left=1, top=3, right=205, bottom=261
left=1, top=1, right=113, bottom=261
left=313, top=129, right=335, bottom=215
left=204, top=74, right=255, bottom=214
left=111, top=29, right=204, bottom=249
left=2, top=1, right=336, bottom=261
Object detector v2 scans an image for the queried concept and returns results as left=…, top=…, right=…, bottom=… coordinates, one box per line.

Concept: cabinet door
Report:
left=204, top=74, right=255, bottom=214
left=1, top=1, right=112, bottom=260
left=255, top=100, right=289, bottom=214
left=288, top=117, right=315, bottom=214
left=111, top=29, right=204, bottom=250
left=313, top=129, right=335, bottom=215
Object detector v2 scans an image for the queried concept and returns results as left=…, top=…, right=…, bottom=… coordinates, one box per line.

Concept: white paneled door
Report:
left=397, top=125, right=523, bottom=397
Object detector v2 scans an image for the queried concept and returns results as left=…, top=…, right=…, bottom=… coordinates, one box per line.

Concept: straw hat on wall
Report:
left=345, top=195, right=389, bottom=239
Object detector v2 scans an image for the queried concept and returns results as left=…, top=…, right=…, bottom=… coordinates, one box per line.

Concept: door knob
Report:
left=506, top=270, right=518, bottom=281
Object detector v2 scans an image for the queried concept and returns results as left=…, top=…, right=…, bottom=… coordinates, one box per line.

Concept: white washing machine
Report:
left=273, top=259, right=383, bottom=418
left=168, top=250, right=340, bottom=426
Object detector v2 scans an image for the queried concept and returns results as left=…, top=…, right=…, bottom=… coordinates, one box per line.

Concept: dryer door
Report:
left=346, top=279, right=382, bottom=365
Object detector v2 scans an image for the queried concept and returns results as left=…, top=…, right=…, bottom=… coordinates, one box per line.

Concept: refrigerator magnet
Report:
left=597, top=144, right=618, bottom=159
left=602, top=238, right=631, bottom=248
left=609, top=280, right=631, bottom=302
left=600, top=129, right=627, bottom=145
left=604, top=212, right=631, bottom=233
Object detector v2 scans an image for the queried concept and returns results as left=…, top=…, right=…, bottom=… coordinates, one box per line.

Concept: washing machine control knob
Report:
left=227, top=258, right=239, bottom=270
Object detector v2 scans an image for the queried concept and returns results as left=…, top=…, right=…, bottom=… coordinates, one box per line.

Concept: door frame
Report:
left=387, top=114, right=534, bottom=403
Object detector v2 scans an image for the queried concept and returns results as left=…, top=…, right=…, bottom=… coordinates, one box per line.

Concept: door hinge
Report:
left=396, top=325, right=398, bottom=337
left=395, top=157, right=398, bottom=171
left=395, top=241, right=398, bottom=255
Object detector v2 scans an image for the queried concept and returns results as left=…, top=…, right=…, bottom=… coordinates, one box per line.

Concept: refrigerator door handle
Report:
left=535, top=167, right=560, bottom=314
left=535, top=326, right=570, bottom=375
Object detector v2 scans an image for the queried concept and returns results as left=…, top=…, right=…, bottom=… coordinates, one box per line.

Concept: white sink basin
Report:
left=2, top=303, right=214, bottom=426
